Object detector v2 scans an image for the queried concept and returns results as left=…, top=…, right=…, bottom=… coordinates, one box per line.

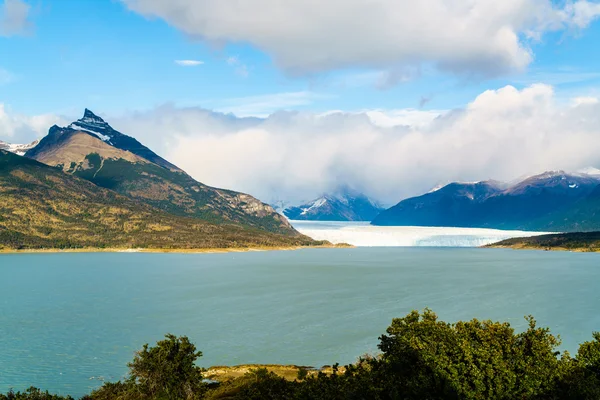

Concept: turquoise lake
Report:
left=1, top=248, right=600, bottom=397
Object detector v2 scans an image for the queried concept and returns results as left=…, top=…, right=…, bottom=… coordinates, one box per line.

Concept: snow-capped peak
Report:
left=533, top=170, right=567, bottom=180
left=80, top=109, right=109, bottom=127
left=300, top=197, right=328, bottom=215
left=0, top=139, right=40, bottom=156
left=67, top=109, right=114, bottom=143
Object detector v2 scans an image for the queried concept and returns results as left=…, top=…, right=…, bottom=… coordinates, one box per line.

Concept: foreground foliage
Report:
left=3, top=310, right=600, bottom=399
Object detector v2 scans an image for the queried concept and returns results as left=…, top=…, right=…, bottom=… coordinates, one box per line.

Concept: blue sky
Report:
left=2, top=0, right=600, bottom=118
left=2, top=0, right=600, bottom=203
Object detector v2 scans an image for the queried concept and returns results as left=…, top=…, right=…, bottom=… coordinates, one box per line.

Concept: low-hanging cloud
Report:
left=121, top=0, right=600, bottom=79
left=108, top=84, right=600, bottom=205
left=0, top=104, right=67, bottom=144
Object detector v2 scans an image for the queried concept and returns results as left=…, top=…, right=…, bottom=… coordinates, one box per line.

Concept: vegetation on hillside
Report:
left=69, top=152, right=293, bottom=234
left=488, top=231, right=600, bottom=252
left=0, top=150, right=323, bottom=250
left=3, top=310, right=600, bottom=399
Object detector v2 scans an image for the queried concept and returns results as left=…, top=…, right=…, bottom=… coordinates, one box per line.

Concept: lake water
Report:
left=1, top=248, right=600, bottom=397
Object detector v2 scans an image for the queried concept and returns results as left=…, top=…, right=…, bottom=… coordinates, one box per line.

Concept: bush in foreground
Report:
left=4, top=310, right=600, bottom=399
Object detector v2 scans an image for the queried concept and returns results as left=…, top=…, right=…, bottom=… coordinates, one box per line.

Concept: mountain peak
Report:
left=67, top=109, right=114, bottom=143
left=80, top=109, right=109, bottom=126
left=283, top=190, right=384, bottom=221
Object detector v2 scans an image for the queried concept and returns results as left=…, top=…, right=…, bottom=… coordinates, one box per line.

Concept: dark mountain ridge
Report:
left=372, top=171, right=600, bottom=232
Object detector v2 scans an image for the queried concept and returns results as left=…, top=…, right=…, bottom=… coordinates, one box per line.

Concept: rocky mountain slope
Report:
left=283, top=188, right=384, bottom=221
left=0, top=150, right=322, bottom=250
left=24, top=110, right=295, bottom=235
left=372, top=171, right=600, bottom=232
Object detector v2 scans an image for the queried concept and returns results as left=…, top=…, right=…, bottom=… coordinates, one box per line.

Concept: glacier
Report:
left=292, top=221, right=552, bottom=247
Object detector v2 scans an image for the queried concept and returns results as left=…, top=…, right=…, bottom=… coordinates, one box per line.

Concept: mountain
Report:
left=66, top=109, right=180, bottom=171
left=283, top=189, right=384, bottom=221
left=24, top=110, right=296, bottom=235
left=372, top=171, right=600, bottom=232
left=0, top=139, right=39, bottom=156
left=371, top=181, right=504, bottom=227
left=0, top=150, right=321, bottom=250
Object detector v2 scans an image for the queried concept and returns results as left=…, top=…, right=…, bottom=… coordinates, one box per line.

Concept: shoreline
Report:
left=485, top=244, right=600, bottom=253
left=0, top=243, right=353, bottom=255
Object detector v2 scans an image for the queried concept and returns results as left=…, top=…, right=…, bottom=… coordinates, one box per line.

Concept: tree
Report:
left=553, top=332, right=600, bottom=399
left=375, top=309, right=566, bottom=399
left=126, top=334, right=206, bottom=400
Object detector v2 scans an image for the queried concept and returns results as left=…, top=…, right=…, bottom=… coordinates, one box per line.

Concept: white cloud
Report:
left=121, top=0, right=600, bottom=79
left=107, top=84, right=600, bottom=205
left=174, top=59, right=204, bottom=66
left=571, top=96, right=599, bottom=106
left=558, top=0, right=600, bottom=29
left=0, top=0, right=32, bottom=37
left=0, top=104, right=66, bottom=143
left=364, top=109, right=444, bottom=129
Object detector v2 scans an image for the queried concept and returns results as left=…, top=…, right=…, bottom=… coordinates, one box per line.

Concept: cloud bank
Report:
left=0, top=104, right=66, bottom=143
left=3, top=85, right=600, bottom=206
left=106, top=84, right=600, bottom=205
left=121, top=0, right=600, bottom=78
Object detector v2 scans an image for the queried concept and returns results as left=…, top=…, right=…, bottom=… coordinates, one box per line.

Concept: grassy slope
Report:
left=0, top=150, right=324, bottom=250
left=487, top=231, right=600, bottom=252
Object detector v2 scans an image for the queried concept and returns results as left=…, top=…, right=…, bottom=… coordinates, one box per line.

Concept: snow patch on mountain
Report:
left=0, top=140, right=40, bottom=156
left=300, top=197, right=327, bottom=215
left=68, top=123, right=112, bottom=143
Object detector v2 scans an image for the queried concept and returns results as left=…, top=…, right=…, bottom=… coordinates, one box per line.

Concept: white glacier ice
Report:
left=292, top=221, right=552, bottom=247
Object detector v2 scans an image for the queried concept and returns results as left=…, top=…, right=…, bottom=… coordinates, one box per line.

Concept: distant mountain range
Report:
left=0, top=110, right=323, bottom=250
left=282, top=188, right=384, bottom=221
left=372, top=170, right=600, bottom=232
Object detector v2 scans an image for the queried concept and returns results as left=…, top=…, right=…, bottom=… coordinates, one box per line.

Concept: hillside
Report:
left=487, top=231, right=600, bottom=252
left=25, top=110, right=295, bottom=235
left=0, top=150, right=323, bottom=251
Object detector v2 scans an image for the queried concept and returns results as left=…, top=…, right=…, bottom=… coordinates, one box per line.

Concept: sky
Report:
left=2, top=0, right=600, bottom=205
